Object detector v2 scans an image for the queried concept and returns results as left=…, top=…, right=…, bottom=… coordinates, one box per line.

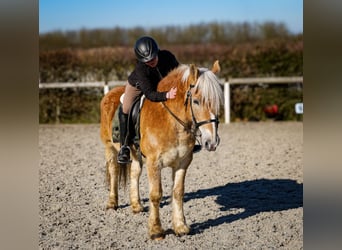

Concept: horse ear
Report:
left=211, top=60, right=220, bottom=74
left=188, top=64, right=198, bottom=84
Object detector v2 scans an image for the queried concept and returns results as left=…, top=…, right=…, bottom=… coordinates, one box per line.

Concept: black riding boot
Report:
left=117, top=107, right=131, bottom=164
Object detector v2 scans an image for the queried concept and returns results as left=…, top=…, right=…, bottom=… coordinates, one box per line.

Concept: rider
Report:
left=117, top=36, right=179, bottom=164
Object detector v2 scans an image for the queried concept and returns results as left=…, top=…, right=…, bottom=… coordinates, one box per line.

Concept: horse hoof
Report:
left=132, top=205, right=144, bottom=214
left=176, top=232, right=187, bottom=237
left=150, top=232, right=165, bottom=240
left=174, top=225, right=190, bottom=236
left=106, top=203, right=118, bottom=210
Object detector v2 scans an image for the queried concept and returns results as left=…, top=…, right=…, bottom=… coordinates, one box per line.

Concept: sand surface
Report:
left=39, top=122, right=303, bottom=249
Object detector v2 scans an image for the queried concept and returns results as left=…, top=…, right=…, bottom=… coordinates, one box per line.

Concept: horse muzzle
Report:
left=204, top=135, right=220, bottom=151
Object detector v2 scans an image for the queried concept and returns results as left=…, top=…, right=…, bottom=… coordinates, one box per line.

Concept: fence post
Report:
left=55, top=97, right=60, bottom=124
left=224, top=82, right=230, bottom=124
left=104, top=81, right=109, bottom=95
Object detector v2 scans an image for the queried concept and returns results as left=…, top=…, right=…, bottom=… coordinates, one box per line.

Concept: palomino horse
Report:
left=100, top=61, right=224, bottom=239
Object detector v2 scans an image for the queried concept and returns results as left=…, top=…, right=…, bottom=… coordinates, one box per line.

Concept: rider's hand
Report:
left=166, top=87, right=177, bottom=99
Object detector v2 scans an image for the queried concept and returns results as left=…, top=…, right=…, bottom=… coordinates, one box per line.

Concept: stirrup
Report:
left=117, top=146, right=132, bottom=164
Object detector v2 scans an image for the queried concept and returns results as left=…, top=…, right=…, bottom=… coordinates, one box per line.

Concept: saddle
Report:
left=127, top=95, right=144, bottom=146
left=112, top=95, right=145, bottom=160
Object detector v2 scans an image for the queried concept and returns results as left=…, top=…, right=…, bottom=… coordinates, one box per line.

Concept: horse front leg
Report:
left=129, top=159, right=143, bottom=213
left=172, top=165, right=190, bottom=236
left=146, top=158, right=164, bottom=240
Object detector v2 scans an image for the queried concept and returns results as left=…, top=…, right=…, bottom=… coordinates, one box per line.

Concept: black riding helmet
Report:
left=134, top=36, right=159, bottom=63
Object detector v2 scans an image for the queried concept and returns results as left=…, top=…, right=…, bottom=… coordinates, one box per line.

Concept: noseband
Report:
left=162, top=85, right=220, bottom=146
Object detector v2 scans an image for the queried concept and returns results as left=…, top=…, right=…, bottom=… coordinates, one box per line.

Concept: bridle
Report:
left=162, top=84, right=220, bottom=146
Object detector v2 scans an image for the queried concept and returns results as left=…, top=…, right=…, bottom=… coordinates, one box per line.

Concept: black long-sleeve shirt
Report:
left=128, top=50, right=179, bottom=102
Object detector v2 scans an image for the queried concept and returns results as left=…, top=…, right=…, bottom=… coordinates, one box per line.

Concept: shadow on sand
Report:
left=180, top=178, right=303, bottom=234
left=116, top=178, right=302, bottom=235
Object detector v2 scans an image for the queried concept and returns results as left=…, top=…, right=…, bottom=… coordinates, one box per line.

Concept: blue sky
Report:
left=39, top=0, right=303, bottom=34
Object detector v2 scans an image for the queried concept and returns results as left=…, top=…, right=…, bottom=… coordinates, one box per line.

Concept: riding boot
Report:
left=117, top=107, right=131, bottom=164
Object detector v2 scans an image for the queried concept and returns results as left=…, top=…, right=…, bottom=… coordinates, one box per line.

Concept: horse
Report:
left=100, top=60, right=224, bottom=240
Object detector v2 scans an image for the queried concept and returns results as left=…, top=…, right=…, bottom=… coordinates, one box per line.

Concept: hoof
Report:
left=106, top=195, right=118, bottom=210
left=106, top=202, right=118, bottom=210
left=132, top=205, right=144, bottom=214
left=106, top=205, right=118, bottom=210
left=174, top=225, right=190, bottom=237
left=150, top=232, right=165, bottom=240
left=176, top=232, right=188, bottom=237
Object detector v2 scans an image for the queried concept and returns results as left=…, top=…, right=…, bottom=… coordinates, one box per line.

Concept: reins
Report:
left=161, top=101, right=192, bottom=132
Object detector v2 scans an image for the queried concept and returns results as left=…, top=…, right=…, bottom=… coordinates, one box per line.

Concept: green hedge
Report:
left=39, top=38, right=302, bottom=123
left=39, top=88, right=104, bottom=123
left=231, top=84, right=302, bottom=122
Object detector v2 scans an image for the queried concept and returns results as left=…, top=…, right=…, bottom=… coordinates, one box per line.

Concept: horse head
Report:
left=184, top=60, right=224, bottom=151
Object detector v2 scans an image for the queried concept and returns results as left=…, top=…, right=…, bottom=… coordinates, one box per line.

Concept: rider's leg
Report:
left=117, top=83, right=141, bottom=164
left=117, top=106, right=131, bottom=163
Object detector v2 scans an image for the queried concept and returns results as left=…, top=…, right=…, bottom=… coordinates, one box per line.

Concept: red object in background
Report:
left=264, top=104, right=278, bottom=116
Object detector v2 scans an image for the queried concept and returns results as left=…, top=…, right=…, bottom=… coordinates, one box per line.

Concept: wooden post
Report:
left=224, top=82, right=230, bottom=124
left=104, top=81, right=109, bottom=95
left=56, top=97, right=60, bottom=124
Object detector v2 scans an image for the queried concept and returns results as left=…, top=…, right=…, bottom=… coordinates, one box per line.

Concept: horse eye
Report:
left=193, top=99, right=200, bottom=105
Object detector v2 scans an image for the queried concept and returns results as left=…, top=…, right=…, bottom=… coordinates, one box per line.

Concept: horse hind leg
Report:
left=129, top=159, right=144, bottom=213
left=105, top=145, right=119, bottom=210
left=105, top=144, right=144, bottom=213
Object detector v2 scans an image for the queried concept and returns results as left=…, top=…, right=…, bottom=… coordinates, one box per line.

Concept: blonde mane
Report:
left=181, top=65, right=224, bottom=114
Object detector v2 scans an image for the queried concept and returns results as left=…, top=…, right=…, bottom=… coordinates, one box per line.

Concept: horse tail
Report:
left=100, top=85, right=128, bottom=187
left=105, top=158, right=128, bottom=188
left=100, top=85, right=125, bottom=147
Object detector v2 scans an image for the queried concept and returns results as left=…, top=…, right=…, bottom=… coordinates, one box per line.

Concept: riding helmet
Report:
left=134, top=36, right=159, bottom=63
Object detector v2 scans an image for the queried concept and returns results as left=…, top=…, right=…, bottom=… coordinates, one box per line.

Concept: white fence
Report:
left=39, top=81, right=127, bottom=94
left=223, top=76, right=303, bottom=123
left=39, top=76, right=303, bottom=123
